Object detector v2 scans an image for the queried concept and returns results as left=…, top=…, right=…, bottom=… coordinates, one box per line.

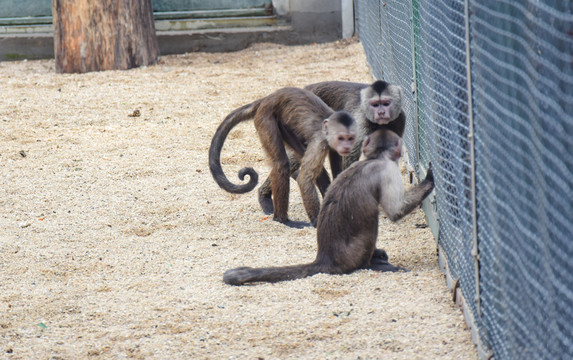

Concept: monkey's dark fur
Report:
left=224, top=129, right=434, bottom=285
left=258, top=80, right=406, bottom=215
left=209, top=87, right=356, bottom=228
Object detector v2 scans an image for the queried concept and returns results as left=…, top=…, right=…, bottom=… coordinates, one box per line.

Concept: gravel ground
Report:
left=0, top=39, right=476, bottom=359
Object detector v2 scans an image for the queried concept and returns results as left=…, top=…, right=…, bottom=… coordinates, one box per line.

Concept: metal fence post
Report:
left=464, top=0, right=480, bottom=316
left=409, top=0, right=420, bottom=174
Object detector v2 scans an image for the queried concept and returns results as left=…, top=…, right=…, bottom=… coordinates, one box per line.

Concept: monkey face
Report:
left=362, top=82, right=403, bottom=125
left=323, top=112, right=357, bottom=157
left=370, top=96, right=396, bottom=124
left=334, top=133, right=356, bottom=156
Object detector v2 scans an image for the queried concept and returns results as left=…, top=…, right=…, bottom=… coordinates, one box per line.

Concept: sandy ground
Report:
left=0, top=39, right=476, bottom=359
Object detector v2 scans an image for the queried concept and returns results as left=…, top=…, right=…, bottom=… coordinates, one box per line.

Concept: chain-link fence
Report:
left=355, top=1, right=573, bottom=358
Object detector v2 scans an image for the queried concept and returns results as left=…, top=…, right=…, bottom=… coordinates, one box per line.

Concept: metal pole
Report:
left=464, top=0, right=480, bottom=316
left=377, top=0, right=385, bottom=80
left=409, top=0, right=420, bottom=171
left=341, top=0, right=355, bottom=38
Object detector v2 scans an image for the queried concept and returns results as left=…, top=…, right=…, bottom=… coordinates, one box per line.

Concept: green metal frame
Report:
left=0, top=0, right=273, bottom=30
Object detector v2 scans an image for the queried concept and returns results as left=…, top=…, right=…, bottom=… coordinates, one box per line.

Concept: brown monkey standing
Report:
left=223, top=128, right=434, bottom=285
left=258, top=80, right=406, bottom=214
left=208, top=87, right=357, bottom=228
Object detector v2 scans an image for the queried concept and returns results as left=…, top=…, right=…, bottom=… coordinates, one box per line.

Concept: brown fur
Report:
left=224, top=129, right=434, bottom=285
left=208, top=87, right=356, bottom=228
left=258, top=80, right=406, bottom=213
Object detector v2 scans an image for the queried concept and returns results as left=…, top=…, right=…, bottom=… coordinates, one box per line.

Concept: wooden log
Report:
left=53, top=0, right=159, bottom=73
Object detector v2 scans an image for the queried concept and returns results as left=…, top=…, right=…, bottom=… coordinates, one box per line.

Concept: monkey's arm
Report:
left=316, top=168, right=331, bottom=197
left=328, top=149, right=343, bottom=180
left=297, top=140, right=329, bottom=226
left=382, top=165, right=434, bottom=222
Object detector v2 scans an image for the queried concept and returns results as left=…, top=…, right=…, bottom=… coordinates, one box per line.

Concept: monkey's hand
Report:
left=424, top=162, right=434, bottom=183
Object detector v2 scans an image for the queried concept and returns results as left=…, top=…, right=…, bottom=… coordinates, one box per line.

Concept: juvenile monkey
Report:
left=224, top=128, right=434, bottom=285
left=258, top=80, right=405, bottom=214
left=208, top=87, right=357, bottom=228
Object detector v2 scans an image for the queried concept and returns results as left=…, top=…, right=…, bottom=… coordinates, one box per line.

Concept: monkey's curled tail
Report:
left=223, top=263, right=322, bottom=285
left=209, top=102, right=260, bottom=193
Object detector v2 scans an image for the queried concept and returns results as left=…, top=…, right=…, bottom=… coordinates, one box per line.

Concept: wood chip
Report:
left=0, top=38, right=475, bottom=359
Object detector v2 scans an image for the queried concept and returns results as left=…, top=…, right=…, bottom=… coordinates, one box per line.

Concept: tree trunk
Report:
left=53, top=0, right=159, bottom=74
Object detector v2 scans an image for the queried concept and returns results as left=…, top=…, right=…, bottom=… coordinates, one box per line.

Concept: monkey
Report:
left=258, top=80, right=406, bottom=214
left=208, top=87, right=357, bottom=228
left=223, top=128, right=435, bottom=285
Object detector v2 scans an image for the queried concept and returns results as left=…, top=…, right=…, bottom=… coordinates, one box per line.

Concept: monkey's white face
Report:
left=334, top=132, right=356, bottom=156
left=361, top=84, right=403, bottom=125
left=370, top=96, right=395, bottom=124
left=323, top=118, right=357, bottom=157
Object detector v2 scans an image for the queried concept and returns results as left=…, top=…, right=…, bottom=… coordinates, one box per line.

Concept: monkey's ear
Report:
left=387, top=84, right=403, bottom=98
left=322, top=119, right=329, bottom=135
left=361, top=135, right=371, bottom=154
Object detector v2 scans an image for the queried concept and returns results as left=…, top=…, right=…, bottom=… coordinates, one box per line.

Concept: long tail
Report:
left=208, top=102, right=260, bottom=193
left=223, top=263, right=322, bottom=285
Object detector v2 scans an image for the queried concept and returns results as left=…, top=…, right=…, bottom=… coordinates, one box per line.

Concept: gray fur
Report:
left=258, top=80, right=407, bottom=213
left=224, top=129, right=434, bottom=285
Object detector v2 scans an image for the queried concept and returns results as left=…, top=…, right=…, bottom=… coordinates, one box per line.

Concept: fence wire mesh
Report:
left=356, top=0, right=573, bottom=358
left=471, top=1, right=573, bottom=359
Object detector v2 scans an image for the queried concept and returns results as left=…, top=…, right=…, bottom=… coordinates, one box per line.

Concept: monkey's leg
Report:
left=267, top=161, right=310, bottom=228
left=255, top=115, right=306, bottom=227
left=316, top=167, right=331, bottom=197
left=268, top=156, right=290, bottom=224
left=257, top=177, right=274, bottom=215
left=258, top=155, right=301, bottom=215
left=267, top=165, right=311, bottom=229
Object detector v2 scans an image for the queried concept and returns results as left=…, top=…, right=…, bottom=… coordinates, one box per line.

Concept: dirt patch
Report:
left=0, top=39, right=475, bottom=359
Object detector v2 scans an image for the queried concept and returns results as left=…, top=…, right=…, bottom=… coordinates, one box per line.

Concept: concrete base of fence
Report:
left=438, top=246, right=494, bottom=360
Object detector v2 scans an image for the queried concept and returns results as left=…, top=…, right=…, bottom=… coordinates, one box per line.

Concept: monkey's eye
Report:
left=382, top=102, right=391, bottom=106
left=348, top=137, right=355, bottom=142
left=338, top=136, right=345, bottom=141
left=370, top=103, right=380, bottom=107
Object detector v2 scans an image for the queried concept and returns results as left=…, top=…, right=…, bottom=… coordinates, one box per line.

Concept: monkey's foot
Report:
left=365, top=249, right=408, bottom=272
left=257, top=180, right=274, bottom=215
left=273, top=217, right=312, bottom=229
left=258, top=196, right=274, bottom=215
left=371, top=248, right=389, bottom=262
left=369, top=262, right=409, bottom=272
